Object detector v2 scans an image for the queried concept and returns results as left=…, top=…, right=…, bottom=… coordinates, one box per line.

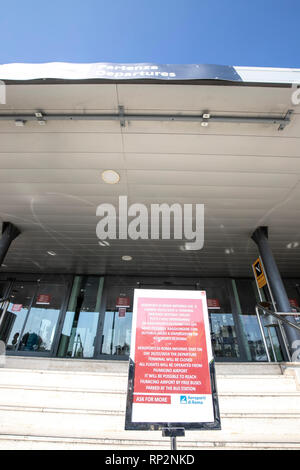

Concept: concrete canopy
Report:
left=0, top=63, right=300, bottom=277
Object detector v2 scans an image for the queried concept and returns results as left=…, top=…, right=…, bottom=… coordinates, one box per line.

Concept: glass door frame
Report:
left=52, top=275, right=105, bottom=359
left=93, top=276, right=130, bottom=361
left=2, top=274, right=73, bottom=358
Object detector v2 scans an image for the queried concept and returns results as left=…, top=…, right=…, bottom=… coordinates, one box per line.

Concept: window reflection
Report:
left=100, top=310, right=132, bottom=356
left=209, top=313, right=240, bottom=358
left=239, top=314, right=268, bottom=361
left=0, top=282, right=36, bottom=350
left=57, top=276, right=103, bottom=358
left=233, top=279, right=283, bottom=361
left=19, top=284, right=65, bottom=352
left=100, top=283, right=134, bottom=357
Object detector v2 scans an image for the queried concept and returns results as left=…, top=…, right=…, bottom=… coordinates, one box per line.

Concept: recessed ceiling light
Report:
left=99, top=240, right=110, bottom=247
left=286, top=241, right=299, bottom=249
left=179, top=243, right=194, bottom=251
left=47, top=251, right=57, bottom=256
left=15, top=120, right=25, bottom=127
left=101, top=170, right=120, bottom=184
left=122, top=255, right=132, bottom=261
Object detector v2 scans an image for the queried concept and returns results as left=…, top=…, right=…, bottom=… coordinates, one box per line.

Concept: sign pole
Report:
left=162, top=427, right=185, bottom=450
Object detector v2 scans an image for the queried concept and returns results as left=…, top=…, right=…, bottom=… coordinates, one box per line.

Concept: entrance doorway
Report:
left=0, top=275, right=71, bottom=355
left=96, top=276, right=246, bottom=361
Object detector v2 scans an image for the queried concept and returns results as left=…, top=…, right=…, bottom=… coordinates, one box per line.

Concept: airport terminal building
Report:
left=0, top=62, right=300, bottom=364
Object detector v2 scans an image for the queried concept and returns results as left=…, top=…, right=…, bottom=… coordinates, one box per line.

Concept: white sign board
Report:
left=125, top=289, right=220, bottom=430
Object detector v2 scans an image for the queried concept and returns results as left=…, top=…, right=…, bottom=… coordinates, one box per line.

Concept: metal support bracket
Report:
left=201, top=110, right=210, bottom=127
left=278, top=109, right=293, bottom=131
left=35, top=111, right=46, bottom=126
left=162, top=427, right=185, bottom=451
left=118, top=105, right=126, bottom=128
left=162, top=427, right=185, bottom=437
left=0, top=110, right=294, bottom=129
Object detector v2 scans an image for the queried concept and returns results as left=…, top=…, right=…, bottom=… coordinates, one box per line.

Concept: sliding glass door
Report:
left=0, top=275, right=71, bottom=356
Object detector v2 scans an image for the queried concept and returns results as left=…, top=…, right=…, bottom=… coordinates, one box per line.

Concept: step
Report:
left=0, top=404, right=299, bottom=442
left=0, top=358, right=299, bottom=449
left=0, top=368, right=297, bottom=393
left=0, top=369, right=128, bottom=392
left=0, top=434, right=300, bottom=450
left=216, top=375, right=297, bottom=392
left=0, top=385, right=299, bottom=414
left=3, top=356, right=129, bottom=374
left=3, top=356, right=283, bottom=375
left=218, top=392, right=300, bottom=413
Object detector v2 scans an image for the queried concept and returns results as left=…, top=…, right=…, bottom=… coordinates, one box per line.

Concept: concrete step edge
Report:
left=0, top=384, right=299, bottom=397
left=0, top=384, right=127, bottom=394
left=0, top=370, right=294, bottom=382
left=0, top=368, right=129, bottom=378
left=0, top=404, right=300, bottom=419
left=0, top=433, right=300, bottom=449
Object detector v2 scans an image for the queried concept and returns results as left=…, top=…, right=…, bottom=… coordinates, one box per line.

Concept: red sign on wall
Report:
left=11, top=304, right=22, bottom=312
left=36, top=294, right=51, bottom=305
left=118, top=307, right=126, bottom=317
left=116, top=297, right=130, bottom=308
left=207, top=298, right=220, bottom=309
left=289, top=298, right=299, bottom=308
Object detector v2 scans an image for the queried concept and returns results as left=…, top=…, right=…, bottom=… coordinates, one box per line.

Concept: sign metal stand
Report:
left=162, top=427, right=185, bottom=450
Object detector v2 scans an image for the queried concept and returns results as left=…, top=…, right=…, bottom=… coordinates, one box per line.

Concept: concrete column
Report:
left=251, top=226, right=300, bottom=358
left=0, top=222, right=21, bottom=267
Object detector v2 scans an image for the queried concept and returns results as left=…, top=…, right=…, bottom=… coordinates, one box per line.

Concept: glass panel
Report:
left=19, top=283, right=65, bottom=353
left=57, top=276, right=103, bottom=358
left=209, top=312, right=240, bottom=358
left=234, top=278, right=285, bottom=361
left=238, top=314, right=268, bottom=361
left=100, top=283, right=135, bottom=357
left=101, top=277, right=241, bottom=360
left=0, top=282, right=37, bottom=350
left=100, top=310, right=132, bottom=356
left=198, top=283, right=241, bottom=360
left=0, top=280, right=9, bottom=327
left=0, top=281, right=7, bottom=299
left=283, top=279, right=300, bottom=311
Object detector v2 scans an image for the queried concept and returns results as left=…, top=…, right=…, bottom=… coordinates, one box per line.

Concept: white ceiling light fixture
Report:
left=286, top=242, right=299, bottom=249
left=15, top=120, right=25, bottom=127
left=99, top=240, right=110, bottom=247
left=101, top=170, right=120, bottom=184
left=122, top=255, right=133, bottom=261
left=179, top=243, right=194, bottom=251
left=47, top=251, right=57, bottom=256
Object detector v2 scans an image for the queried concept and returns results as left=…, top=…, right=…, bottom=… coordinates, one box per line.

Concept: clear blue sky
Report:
left=0, top=0, right=299, bottom=67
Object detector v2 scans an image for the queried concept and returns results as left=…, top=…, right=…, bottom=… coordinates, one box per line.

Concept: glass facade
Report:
left=57, top=276, right=104, bottom=358
left=0, top=274, right=71, bottom=355
left=1, top=272, right=299, bottom=361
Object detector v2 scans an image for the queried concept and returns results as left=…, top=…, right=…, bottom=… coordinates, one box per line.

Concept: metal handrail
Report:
left=255, top=301, right=300, bottom=362
left=256, top=302, right=300, bottom=332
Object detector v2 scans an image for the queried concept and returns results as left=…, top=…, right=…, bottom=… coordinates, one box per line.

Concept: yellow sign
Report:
left=252, top=258, right=267, bottom=289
